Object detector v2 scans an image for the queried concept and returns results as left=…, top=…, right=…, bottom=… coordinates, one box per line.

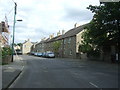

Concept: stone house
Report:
left=33, top=40, right=45, bottom=53
left=56, top=24, right=87, bottom=58
left=22, top=39, right=33, bottom=54
left=31, top=24, right=87, bottom=59
left=44, top=24, right=87, bottom=58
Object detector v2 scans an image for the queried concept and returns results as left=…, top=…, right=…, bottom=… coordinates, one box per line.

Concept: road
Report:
left=10, top=55, right=118, bottom=88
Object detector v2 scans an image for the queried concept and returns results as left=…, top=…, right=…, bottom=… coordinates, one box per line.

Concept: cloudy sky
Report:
left=0, top=0, right=100, bottom=43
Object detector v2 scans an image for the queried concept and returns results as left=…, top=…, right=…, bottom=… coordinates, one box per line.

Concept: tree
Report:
left=86, top=2, right=119, bottom=46
left=17, top=43, right=22, bottom=46
left=52, top=41, right=61, bottom=53
left=79, top=2, right=120, bottom=57
left=78, top=30, right=93, bottom=53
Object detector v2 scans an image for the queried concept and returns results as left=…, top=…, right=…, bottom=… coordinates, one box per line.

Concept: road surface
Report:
left=10, top=55, right=118, bottom=88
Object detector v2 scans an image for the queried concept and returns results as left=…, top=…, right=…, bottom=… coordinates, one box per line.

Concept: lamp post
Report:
left=11, top=2, right=22, bottom=62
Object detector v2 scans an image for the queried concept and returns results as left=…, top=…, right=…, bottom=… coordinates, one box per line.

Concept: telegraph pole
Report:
left=11, top=2, right=17, bottom=62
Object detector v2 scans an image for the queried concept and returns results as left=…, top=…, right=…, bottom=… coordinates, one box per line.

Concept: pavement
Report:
left=2, top=55, right=25, bottom=89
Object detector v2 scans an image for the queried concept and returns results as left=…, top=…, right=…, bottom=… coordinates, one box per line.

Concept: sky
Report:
left=0, top=0, right=100, bottom=43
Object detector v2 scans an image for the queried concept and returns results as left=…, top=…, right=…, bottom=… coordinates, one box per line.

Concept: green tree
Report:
left=86, top=2, right=119, bottom=46
left=78, top=30, right=93, bottom=53
left=79, top=2, right=119, bottom=57
left=52, top=41, right=61, bottom=53
left=17, top=43, right=22, bottom=46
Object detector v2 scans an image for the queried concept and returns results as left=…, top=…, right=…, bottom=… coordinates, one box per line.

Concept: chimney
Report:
left=49, top=34, right=54, bottom=39
left=57, top=30, right=61, bottom=36
left=62, top=30, right=65, bottom=35
left=74, top=23, right=80, bottom=28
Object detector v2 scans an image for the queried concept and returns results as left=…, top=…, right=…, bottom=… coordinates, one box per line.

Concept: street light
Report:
left=11, top=2, right=22, bottom=62
left=17, top=19, right=23, bottom=21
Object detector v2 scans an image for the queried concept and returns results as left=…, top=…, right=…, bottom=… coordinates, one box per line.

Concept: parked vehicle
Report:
left=34, top=52, right=38, bottom=56
left=46, top=52, right=55, bottom=58
left=31, top=52, right=35, bottom=55
left=37, top=52, right=43, bottom=57
left=42, top=52, right=47, bottom=57
left=15, top=49, right=22, bottom=55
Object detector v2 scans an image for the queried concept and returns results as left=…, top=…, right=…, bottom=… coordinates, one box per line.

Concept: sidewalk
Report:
left=2, top=55, right=25, bottom=89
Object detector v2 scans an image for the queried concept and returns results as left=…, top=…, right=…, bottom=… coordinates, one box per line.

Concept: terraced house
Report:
left=32, top=24, right=87, bottom=59
left=58, top=24, right=87, bottom=58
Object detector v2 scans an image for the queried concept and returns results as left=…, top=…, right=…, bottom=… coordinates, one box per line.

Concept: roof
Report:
left=22, top=40, right=36, bottom=45
left=44, top=38, right=51, bottom=43
left=56, top=24, right=88, bottom=40
left=31, top=42, right=38, bottom=44
left=36, top=23, right=88, bottom=43
left=62, top=24, right=88, bottom=38
left=47, top=35, right=61, bottom=42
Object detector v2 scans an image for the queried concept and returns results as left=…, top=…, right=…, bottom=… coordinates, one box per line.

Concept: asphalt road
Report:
left=10, top=55, right=118, bottom=88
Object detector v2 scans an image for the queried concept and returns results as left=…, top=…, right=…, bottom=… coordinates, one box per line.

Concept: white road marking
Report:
left=8, top=65, right=25, bottom=88
left=89, top=82, right=99, bottom=88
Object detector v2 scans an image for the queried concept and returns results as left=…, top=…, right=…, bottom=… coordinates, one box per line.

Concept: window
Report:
left=68, top=38, right=71, bottom=43
left=70, top=50, right=72, bottom=55
left=64, top=50, right=65, bottom=55
left=64, top=39, right=66, bottom=44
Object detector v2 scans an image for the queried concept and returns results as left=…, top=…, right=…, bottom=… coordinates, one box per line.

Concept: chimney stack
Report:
left=49, top=34, right=54, bottom=39
left=62, top=30, right=65, bottom=35
left=74, top=23, right=80, bottom=28
left=57, top=30, right=61, bottom=36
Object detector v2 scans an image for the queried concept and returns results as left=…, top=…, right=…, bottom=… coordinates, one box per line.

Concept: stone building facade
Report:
left=22, top=39, right=33, bottom=54
left=31, top=24, right=87, bottom=59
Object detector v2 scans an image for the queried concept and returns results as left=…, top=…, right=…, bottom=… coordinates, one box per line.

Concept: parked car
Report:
left=30, top=52, right=35, bottom=55
left=37, top=52, right=43, bottom=57
left=16, top=50, right=22, bottom=55
left=42, top=52, right=47, bottom=57
left=46, top=52, right=55, bottom=58
left=34, top=52, right=38, bottom=56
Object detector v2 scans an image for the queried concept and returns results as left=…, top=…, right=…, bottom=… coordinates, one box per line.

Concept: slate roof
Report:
left=63, top=24, right=87, bottom=38
left=39, top=23, right=88, bottom=43
left=47, top=35, right=61, bottom=42
left=56, top=24, right=88, bottom=40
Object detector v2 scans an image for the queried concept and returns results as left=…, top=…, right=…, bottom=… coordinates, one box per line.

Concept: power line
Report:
left=6, top=7, right=14, bottom=16
left=1, top=7, right=14, bottom=21
left=11, top=0, right=15, bottom=3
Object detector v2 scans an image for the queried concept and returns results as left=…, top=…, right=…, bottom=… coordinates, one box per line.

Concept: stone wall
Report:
left=2, top=55, right=12, bottom=64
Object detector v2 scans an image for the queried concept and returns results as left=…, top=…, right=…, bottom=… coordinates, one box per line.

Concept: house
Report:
left=0, top=21, right=9, bottom=47
left=31, top=23, right=87, bottom=59
left=45, top=34, right=62, bottom=56
left=56, top=24, right=87, bottom=58
left=21, top=39, right=33, bottom=54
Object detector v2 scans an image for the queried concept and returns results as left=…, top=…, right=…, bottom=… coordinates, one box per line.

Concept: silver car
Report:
left=46, top=52, right=55, bottom=58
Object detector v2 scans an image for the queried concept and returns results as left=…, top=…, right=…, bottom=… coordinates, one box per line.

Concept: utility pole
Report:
left=11, top=2, right=17, bottom=62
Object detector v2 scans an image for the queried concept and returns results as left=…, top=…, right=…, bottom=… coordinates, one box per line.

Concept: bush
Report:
left=87, top=49, right=100, bottom=58
left=2, top=47, right=12, bottom=58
